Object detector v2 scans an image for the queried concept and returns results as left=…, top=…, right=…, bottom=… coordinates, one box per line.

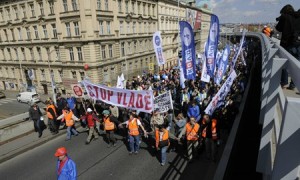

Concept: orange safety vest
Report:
left=155, top=129, right=169, bottom=148
left=63, top=111, right=74, bottom=127
left=201, top=119, right=217, bottom=140
left=128, top=118, right=139, bottom=136
left=186, top=123, right=200, bottom=141
left=104, top=117, right=115, bottom=131
left=46, top=105, right=57, bottom=119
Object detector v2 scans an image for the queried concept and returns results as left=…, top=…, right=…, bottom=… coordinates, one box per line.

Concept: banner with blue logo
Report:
left=179, top=21, right=196, bottom=80
left=231, top=30, right=246, bottom=69
left=153, top=31, right=165, bottom=66
left=205, top=70, right=237, bottom=115
left=205, top=14, right=220, bottom=77
left=215, top=45, right=230, bottom=85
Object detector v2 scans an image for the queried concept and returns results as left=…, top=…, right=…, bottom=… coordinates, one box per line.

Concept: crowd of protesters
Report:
left=34, top=38, right=255, bottom=166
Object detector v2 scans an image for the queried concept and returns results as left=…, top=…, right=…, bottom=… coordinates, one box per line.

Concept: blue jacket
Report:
left=67, top=97, right=76, bottom=110
left=57, top=158, right=77, bottom=180
left=187, top=105, right=201, bottom=122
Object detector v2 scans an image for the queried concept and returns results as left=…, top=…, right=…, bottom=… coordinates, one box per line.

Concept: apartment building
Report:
left=0, top=0, right=210, bottom=94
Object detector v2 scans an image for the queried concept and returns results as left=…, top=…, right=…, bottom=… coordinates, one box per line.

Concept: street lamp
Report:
left=47, top=49, right=58, bottom=105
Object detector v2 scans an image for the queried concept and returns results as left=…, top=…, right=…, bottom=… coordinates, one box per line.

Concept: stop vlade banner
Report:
left=71, top=84, right=84, bottom=98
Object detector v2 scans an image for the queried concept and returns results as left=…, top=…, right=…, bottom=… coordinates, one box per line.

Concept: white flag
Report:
left=153, top=31, right=165, bottom=66
left=28, top=69, right=35, bottom=80
left=116, top=76, right=124, bottom=89
left=201, top=54, right=210, bottom=83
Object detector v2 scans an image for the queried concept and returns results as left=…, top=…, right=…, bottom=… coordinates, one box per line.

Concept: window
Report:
left=99, top=21, right=104, bottom=35
left=14, top=48, right=18, bottom=60
left=37, top=47, right=42, bottom=61
left=0, top=11, right=3, bottom=21
left=101, top=45, right=106, bottom=59
left=7, top=9, right=11, bottom=20
left=134, top=41, right=137, bottom=52
left=14, top=7, right=19, bottom=19
left=33, top=26, right=39, bottom=39
left=138, top=3, right=140, bottom=14
left=133, top=22, right=136, bottom=33
left=46, top=48, right=50, bottom=60
left=132, top=2, right=135, bottom=13
left=39, top=2, right=44, bottom=16
left=80, top=72, right=85, bottom=80
left=148, top=4, right=151, bottom=16
left=107, top=21, right=111, bottom=34
left=120, top=21, right=123, bottom=33
left=69, top=47, right=74, bottom=61
left=72, top=0, right=78, bottom=11
left=49, top=1, right=54, bottom=14
left=97, top=0, right=101, bottom=10
left=41, top=69, right=46, bottom=80
left=144, top=22, right=146, bottom=33
left=71, top=71, right=76, bottom=79
left=128, top=42, right=131, bottom=54
left=55, top=47, right=60, bottom=60
left=3, top=29, right=7, bottom=41
left=7, top=48, right=12, bottom=60
left=127, top=22, right=130, bottom=34
left=121, top=42, right=125, bottom=56
left=26, top=27, right=31, bottom=40
left=21, top=6, right=26, bottom=18
left=52, top=24, right=57, bottom=38
left=104, top=0, right=109, bottom=11
left=21, top=48, right=25, bottom=60
left=11, top=29, right=15, bottom=41
left=118, top=0, right=121, bottom=12
left=77, top=47, right=83, bottom=61
left=29, top=48, right=34, bottom=60
left=125, top=1, right=128, bottom=13
left=139, top=22, right=142, bottom=32
left=18, top=28, right=22, bottom=40
left=59, top=70, right=63, bottom=79
left=63, top=0, right=68, bottom=12
left=74, top=22, right=80, bottom=36
left=66, top=23, right=71, bottom=37
left=143, top=4, right=145, bottom=15
left=109, top=45, right=112, bottom=58
left=42, top=25, right=48, bottom=38
left=30, top=4, right=35, bottom=17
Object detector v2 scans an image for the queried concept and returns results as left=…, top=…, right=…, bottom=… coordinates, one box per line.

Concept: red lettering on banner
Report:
left=136, top=94, right=143, bottom=108
left=144, top=95, right=152, bottom=110
left=93, top=86, right=99, bottom=99
left=122, top=93, right=128, bottom=106
left=87, top=85, right=95, bottom=97
left=107, top=90, right=113, bottom=101
left=128, top=92, right=135, bottom=108
left=117, top=92, right=123, bottom=104
left=100, top=89, right=106, bottom=100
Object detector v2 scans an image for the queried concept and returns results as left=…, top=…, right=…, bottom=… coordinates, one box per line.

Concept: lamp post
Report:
left=19, top=58, right=25, bottom=91
left=47, top=49, right=57, bottom=105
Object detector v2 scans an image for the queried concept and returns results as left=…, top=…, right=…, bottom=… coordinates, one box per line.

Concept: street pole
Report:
left=19, top=57, right=25, bottom=91
left=48, top=50, right=57, bottom=105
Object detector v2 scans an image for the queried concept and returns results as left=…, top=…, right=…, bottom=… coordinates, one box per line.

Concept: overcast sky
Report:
left=211, top=0, right=300, bottom=23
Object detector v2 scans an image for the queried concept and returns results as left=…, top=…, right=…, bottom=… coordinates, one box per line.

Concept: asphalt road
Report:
left=0, top=91, right=45, bottom=120
left=0, top=129, right=218, bottom=180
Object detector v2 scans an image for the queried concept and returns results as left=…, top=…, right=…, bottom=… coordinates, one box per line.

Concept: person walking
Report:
left=200, top=114, right=219, bottom=162
left=57, top=107, right=79, bottom=141
left=66, top=93, right=78, bottom=117
left=46, top=100, right=58, bottom=134
left=102, top=110, right=119, bottom=147
left=81, top=108, right=100, bottom=145
left=119, top=113, right=148, bottom=155
left=155, top=125, right=170, bottom=166
left=29, top=103, right=44, bottom=138
left=54, top=147, right=77, bottom=180
left=177, top=117, right=200, bottom=162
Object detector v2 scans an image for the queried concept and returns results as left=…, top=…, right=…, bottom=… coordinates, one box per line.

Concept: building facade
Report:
left=0, top=0, right=210, bottom=94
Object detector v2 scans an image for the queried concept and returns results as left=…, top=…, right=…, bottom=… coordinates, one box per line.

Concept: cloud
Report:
left=244, top=10, right=262, bottom=16
left=249, top=0, right=255, bottom=5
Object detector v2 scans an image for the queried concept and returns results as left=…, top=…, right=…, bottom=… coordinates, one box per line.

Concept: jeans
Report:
left=187, top=140, right=199, bottom=160
left=160, top=146, right=168, bottom=164
left=66, top=126, right=78, bottom=140
left=106, top=130, right=116, bottom=144
left=129, top=135, right=140, bottom=152
left=205, top=138, right=217, bottom=161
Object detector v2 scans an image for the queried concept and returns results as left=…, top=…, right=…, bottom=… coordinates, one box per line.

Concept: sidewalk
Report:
left=0, top=122, right=84, bottom=163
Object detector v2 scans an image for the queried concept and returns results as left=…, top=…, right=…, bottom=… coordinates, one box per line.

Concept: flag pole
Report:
left=177, top=0, right=180, bottom=67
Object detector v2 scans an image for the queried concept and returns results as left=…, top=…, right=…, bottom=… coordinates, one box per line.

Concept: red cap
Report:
left=54, top=147, right=67, bottom=157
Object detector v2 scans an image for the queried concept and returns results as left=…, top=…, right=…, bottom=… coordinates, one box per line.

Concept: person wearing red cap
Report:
left=54, top=147, right=77, bottom=180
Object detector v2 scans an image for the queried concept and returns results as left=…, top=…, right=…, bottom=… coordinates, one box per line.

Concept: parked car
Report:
left=0, top=91, right=5, bottom=98
left=17, top=92, right=40, bottom=104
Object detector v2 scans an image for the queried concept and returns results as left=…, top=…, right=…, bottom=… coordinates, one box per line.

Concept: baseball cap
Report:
left=87, top=108, right=93, bottom=112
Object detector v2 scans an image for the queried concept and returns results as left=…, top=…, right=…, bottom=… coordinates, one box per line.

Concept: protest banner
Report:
left=154, top=91, right=173, bottom=113
left=82, top=81, right=154, bottom=113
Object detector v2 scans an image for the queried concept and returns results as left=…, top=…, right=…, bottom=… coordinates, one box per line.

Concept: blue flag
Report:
left=179, top=21, right=196, bottom=80
left=205, top=14, right=220, bottom=77
left=214, top=45, right=230, bottom=85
